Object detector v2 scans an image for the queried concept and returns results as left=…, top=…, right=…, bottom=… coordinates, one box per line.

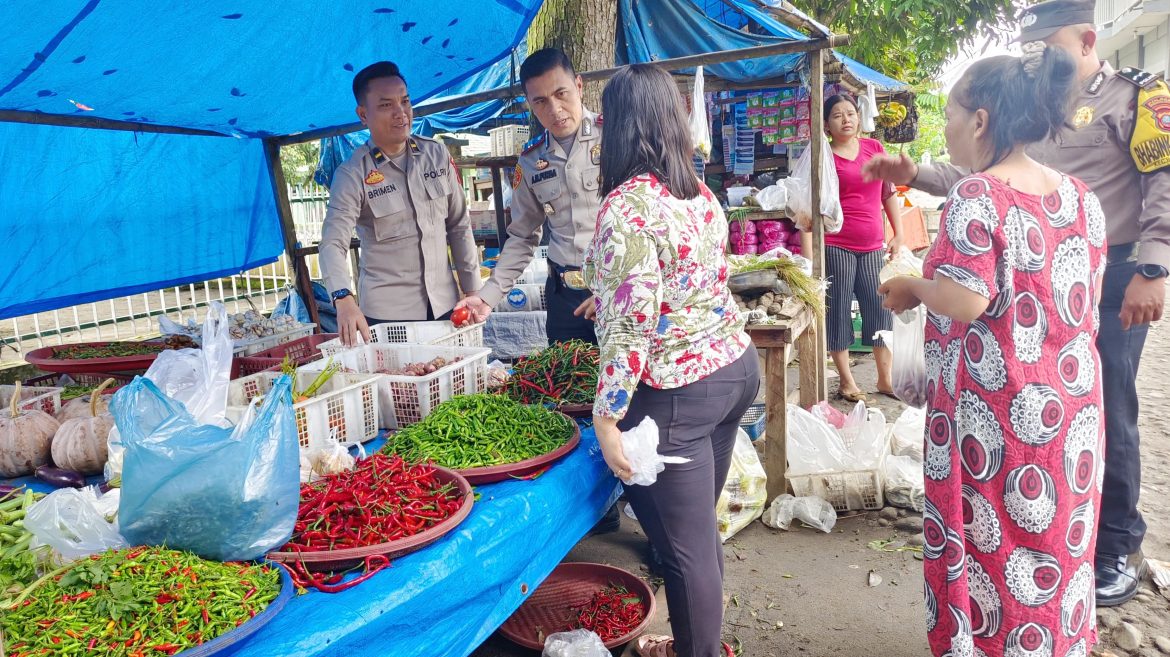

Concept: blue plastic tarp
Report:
left=0, top=1, right=541, bottom=318
left=4, top=427, right=620, bottom=657
left=0, top=122, right=283, bottom=319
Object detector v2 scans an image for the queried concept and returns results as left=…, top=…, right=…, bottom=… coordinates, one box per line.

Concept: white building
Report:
left=1095, top=0, right=1170, bottom=77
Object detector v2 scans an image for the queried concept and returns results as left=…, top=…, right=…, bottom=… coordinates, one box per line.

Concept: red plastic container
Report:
left=231, top=333, right=337, bottom=379
left=23, top=372, right=135, bottom=400
left=499, top=562, right=657, bottom=650
left=455, top=415, right=581, bottom=484
left=25, top=342, right=165, bottom=374
left=265, top=465, right=474, bottom=572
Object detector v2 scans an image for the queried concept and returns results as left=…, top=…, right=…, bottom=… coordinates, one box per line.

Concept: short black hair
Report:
left=352, top=61, right=407, bottom=105
left=599, top=64, right=702, bottom=200
left=519, top=48, right=576, bottom=92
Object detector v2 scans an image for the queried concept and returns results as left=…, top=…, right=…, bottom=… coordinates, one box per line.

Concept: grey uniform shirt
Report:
left=319, top=136, right=480, bottom=320
left=478, top=110, right=604, bottom=307
left=914, top=62, right=1170, bottom=270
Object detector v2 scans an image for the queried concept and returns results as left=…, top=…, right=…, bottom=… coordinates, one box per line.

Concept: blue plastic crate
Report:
left=740, top=403, right=765, bottom=441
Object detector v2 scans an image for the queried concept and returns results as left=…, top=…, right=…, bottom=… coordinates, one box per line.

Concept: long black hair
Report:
left=599, top=63, right=701, bottom=200
left=953, top=47, right=1077, bottom=167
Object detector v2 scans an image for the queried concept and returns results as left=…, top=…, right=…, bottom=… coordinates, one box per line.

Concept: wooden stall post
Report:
left=263, top=139, right=321, bottom=328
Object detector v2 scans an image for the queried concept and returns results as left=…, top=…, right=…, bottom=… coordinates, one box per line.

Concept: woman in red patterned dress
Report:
left=879, top=44, right=1107, bottom=657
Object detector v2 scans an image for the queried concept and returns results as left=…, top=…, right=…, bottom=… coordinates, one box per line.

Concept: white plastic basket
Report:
left=495, top=284, right=547, bottom=312
left=317, top=321, right=484, bottom=357
left=489, top=124, right=530, bottom=157
left=788, top=469, right=884, bottom=512
left=225, top=371, right=380, bottom=451
left=1, top=384, right=63, bottom=417
left=233, top=323, right=316, bottom=356
left=304, top=344, right=492, bottom=430
left=537, top=246, right=550, bottom=260
left=513, top=258, right=550, bottom=285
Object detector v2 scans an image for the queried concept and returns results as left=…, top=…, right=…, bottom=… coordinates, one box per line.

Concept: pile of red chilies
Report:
left=283, top=453, right=463, bottom=552
left=569, top=585, right=646, bottom=641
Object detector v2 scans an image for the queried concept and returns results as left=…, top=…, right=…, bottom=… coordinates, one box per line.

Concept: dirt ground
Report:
left=473, top=313, right=1170, bottom=657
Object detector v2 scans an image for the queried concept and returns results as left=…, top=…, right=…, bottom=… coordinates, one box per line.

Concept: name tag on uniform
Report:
left=367, top=183, right=399, bottom=200
left=530, top=169, right=558, bottom=185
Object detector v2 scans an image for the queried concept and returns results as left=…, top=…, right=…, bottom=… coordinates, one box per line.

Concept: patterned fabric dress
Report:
left=921, top=174, right=1106, bottom=657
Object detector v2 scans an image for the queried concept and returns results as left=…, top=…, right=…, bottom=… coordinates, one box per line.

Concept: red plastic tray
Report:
left=555, top=402, right=593, bottom=419
left=455, top=415, right=581, bottom=484
left=24, top=342, right=165, bottom=374
left=23, top=372, right=134, bottom=398
left=498, top=562, right=657, bottom=650
left=231, top=333, right=338, bottom=379
left=265, top=465, right=474, bottom=572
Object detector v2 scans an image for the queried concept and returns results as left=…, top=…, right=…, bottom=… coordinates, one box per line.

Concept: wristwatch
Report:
left=1136, top=264, right=1169, bottom=280
left=331, top=288, right=354, bottom=302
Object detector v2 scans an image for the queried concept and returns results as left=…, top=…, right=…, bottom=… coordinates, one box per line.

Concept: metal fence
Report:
left=1, top=184, right=332, bottom=367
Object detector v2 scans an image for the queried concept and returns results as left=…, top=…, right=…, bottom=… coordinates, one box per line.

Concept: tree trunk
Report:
left=526, top=0, right=619, bottom=112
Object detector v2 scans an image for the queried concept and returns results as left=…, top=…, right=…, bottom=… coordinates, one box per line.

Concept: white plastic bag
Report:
left=891, top=406, right=926, bottom=461
left=690, top=66, right=711, bottom=160
left=542, top=629, right=609, bottom=657
left=620, top=416, right=689, bottom=486
left=875, top=308, right=928, bottom=408
left=716, top=429, right=768, bottom=542
left=106, top=303, right=234, bottom=481
left=783, top=134, right=843, bottom=234
left=755, top=183, right=788, bottom=212
left=25, top=486, right=127, bottom=561
left=762, top=494, right=837, bottom=532
left=883, top=455, right=925, bottom=512
left=786, top=404, right=852, bottom=475
left=879, top=246, right=924, bottom=283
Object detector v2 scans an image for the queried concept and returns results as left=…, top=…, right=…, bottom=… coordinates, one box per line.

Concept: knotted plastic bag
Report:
left=543, top=629, right=609, bottom=657
left=620, top=416, right=689, bottom=486
left=762, top=494, right=837, bottom=532
left=113, top=374, right=299, bottom=561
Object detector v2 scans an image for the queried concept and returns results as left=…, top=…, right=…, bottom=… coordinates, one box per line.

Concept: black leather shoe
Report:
left=1096, top=552, right=1146, bottom=607
left=588, top=502, right=621, bottom=536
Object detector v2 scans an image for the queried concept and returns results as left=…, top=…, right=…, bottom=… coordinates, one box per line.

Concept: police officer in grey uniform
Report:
left=456, top=49, right=603, bottom=345
left=320, top=61, right=480, bottom=346
left=864, top=0, right=1170, bottom=606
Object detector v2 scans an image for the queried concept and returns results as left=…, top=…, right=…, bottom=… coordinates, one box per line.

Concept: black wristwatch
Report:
left=331, top=288, right=354, bottom=302
left=1136, top=264, right=1169, bottom=280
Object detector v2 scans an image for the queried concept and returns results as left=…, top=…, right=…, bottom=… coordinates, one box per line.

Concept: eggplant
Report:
left=34, top=465, right=86, bottom=488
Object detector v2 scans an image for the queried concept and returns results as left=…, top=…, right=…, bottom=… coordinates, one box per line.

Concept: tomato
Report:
left=450, top=307, right=471, bottom=328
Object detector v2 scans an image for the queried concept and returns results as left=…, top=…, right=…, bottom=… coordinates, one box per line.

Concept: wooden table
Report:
left=744, top=302, right=825, bottom=501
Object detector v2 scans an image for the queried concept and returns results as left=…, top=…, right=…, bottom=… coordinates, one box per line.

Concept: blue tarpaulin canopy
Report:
left=0, top=1, right=542, bottom=319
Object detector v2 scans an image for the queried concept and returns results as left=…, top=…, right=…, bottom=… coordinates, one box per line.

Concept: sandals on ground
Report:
left=836, top=388, right=868, bottom=403
left=633, top=635, right=736, bottom=657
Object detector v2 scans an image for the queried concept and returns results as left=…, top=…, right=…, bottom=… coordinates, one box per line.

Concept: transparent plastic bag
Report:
left=875, top=308, right=928, bottom=408
left=783, top=134, right=843, bottom=234
left=689, top=66, right=711, bottom=160
left=112, top=374, right=299, bottom=561
left=883, top=454, right=925, bottom=512
left=542, top=629, right=609, bottom=657
left=25, top=486, right=127, bottom=561
left=716, top=429, right=768, bottom=542
left=755, top=183, right=788, bottom=212
left=762, top=494, right=837, bottom=532
left=786, top=404, right=851, bottom=476
left=620, top=416, right=689, bottom=486
left=879, top=246, right=924, bottom=283
left=273, top=285, right=312, bottom=324
left=891, top=406, right=926, bottom=461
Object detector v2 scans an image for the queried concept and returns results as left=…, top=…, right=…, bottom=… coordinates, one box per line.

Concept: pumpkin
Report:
left=0, top=381, right=61, bottom=477
left=57, top=386, right=113, bottom=423
left=51, top=379, right=116, bottom=475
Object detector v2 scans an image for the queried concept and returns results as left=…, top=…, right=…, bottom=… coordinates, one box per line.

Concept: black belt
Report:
left=1107, top=243, right=1138, bottom=264
left=548, top=259, right=588, bottom=290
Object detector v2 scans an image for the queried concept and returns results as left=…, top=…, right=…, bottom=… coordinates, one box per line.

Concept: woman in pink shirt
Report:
left=822, top=94, right=904, bottom=401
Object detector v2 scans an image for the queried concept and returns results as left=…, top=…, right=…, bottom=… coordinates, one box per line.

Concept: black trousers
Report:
left=617, top=346, right=760, bottom=657
left=545, top=273, right=597, bottom=345
left=1095, top=259, right=1150, bottom=556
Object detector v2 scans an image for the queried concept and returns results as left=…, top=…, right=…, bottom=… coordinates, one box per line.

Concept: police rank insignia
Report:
left=365, top=169, right=386, bottom=185
left=543, top=202, right=555, bottom=215
left=1073, top=106, right=1094, bottom=129
left=535, top=158, right=550, bottom=171
left=590, top=143, right=601, bottom=165
left=582, top=119, right=593, bottom=136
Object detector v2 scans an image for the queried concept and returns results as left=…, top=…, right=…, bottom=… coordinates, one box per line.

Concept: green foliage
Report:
left=882, top=86, right=948, bottom=161
left=280, top=141, right=320, bottom=187
left=794, top=0, right=1016, bottom=82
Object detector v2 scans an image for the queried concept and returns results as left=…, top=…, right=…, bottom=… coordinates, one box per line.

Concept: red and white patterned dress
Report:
left=922, top=174, right=1106, bottom=657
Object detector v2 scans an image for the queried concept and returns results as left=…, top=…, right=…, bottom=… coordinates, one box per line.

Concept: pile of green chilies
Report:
left=501, top=340, right=599, bottom=407
left=382, top=394, right=574, bottom=469
left=2, top=547, right=280, bottom=657
left=0, top=488, right=46, bottom=602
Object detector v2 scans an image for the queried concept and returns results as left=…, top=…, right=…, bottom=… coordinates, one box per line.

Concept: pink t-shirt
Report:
left=826, top=137, right=894, bottom=252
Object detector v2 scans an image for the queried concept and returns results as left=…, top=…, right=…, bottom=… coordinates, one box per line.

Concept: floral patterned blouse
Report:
left=584, top=173, right=751, bottom=420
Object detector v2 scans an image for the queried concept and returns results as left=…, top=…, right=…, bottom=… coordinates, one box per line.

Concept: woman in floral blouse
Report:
left=584, top=63, right=759, bottom=657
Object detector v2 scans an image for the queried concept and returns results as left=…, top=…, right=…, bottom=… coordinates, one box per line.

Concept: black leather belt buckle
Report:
left=549, top=260, right=589, bottom=291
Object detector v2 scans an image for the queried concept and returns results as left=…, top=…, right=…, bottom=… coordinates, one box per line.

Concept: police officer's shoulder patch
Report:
left=1130, top=79, right=1170, bottom=173
left=512, top=163, right=523, bottom=190
left=521, top=131, right=546, bottom=154
left=1118, top=67, right=1162, bottom=91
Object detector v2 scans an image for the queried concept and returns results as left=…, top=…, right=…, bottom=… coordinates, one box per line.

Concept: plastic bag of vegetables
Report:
left=112, top=375, right=299, bottom=561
